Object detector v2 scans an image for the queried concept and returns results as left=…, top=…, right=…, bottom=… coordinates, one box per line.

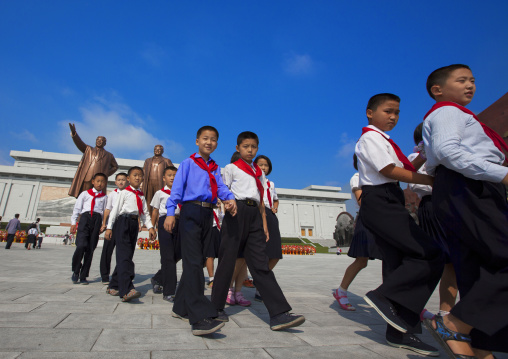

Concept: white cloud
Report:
left=335, top=133, right=356, bottom=159
left=141, top=43, right=167, bottom=67
left=10, top=130, right=38, bottom=143
left=60, top=97, right=184, bottom=160
left=283, top=53, right=315, bottom=76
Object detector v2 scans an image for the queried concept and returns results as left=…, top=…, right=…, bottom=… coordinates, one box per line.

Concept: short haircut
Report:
left=115, top=172, right=128, bottom=179
left=254, top=155, right=273, bottom=175
left=197, top=126, right=219, bottom=140
left=163, top=166, right=178, bottom=175
left=230, top=151, right=241, bottom=163
left=426, top=64, right=471, bottom=99
left=414, top=122, right=424, bottom=145
left=128, top=166, right=144, bottom=176
left=366, top=93, right=401, bottom=112
left=353, top=154, right=358, bottom=171
left=15, top=214, right=20, bottom=218
left=92, top=172, right=108, bottom=181
left=237, top=131, right=259, bottom=145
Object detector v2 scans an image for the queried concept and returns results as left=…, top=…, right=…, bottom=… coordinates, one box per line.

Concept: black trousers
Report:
left=172, top=203, right=218, bottom=325
left=360, top=183, right=444, bottom=330
left=109, top=215, right=139, bottom=297
left=433, top=166, right=508, bottom=351
left=100, top=234, right=116, bottom=281
left=71, top=212, right=102, bottom=279
left=211, top=201, right=292, bottom=318
left=5, top=233, right=15, bottom=249
left=152, top=217, right=181, bottom=296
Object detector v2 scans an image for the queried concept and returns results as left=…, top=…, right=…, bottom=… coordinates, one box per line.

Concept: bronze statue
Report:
left=142, top=145, right=173, bottom=207
left=68, top=123, right=119, bottom=198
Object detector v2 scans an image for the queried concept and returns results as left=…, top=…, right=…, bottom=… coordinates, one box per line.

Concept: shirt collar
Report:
left=91, top=188, right=102, bottom=194
left=367, top=124, right=390, bottom=139
left=195, top=153, right=214, bottom=164
left=164, top=185, right=170, bottom=190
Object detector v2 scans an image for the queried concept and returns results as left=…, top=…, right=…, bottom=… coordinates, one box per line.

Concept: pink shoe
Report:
left=226, top=288, right=236, bottom=305
left=333, top=288, right=355, bottom=311
left=235, top=292, right=251, bottom=307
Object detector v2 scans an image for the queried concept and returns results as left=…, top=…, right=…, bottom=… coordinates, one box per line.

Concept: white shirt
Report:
left=212, top=207, right=224, bottom=228
left=71, top=188, right=107, bottom=225
left=423, top=106, right=508, bottom=182
left=355, top=125, right=402, bottom=187
left=28, top=228, right=38, bottom=236
left=350, top=173, right=360, bottom=192
left=407, top=153, right=432, bottom=198
left=263, top=178, right=279, bottom=209
left=107, top=186, right=153, bottom=230
left=150, top=186, right=180, bottom=217
left=223, top=160, right=267, bottom=204
left=106, top=189, right=121, bottom=211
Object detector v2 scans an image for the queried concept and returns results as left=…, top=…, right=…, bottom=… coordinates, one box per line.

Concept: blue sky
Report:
left=1, top=1, right=507, bottom=212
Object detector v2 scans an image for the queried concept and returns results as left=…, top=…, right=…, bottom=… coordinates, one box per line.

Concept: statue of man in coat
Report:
left=68, top=123, right=119, bottom=198
left=142, top=144, right=173, bottom=208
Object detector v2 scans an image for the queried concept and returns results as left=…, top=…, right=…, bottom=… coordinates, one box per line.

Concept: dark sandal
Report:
left=423, top=315, right=477, bottom=359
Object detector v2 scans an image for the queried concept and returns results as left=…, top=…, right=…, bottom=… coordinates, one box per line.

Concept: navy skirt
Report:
left=265, top=209, right=283, bottom=259
left=347, top=214, right=382, bottom=260
left=417, top=195, right=450, bottom=263
left=204, top=227, right=221, bottom=258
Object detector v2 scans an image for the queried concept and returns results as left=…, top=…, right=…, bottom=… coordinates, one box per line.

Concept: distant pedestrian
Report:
left=25, top=224, right=38, bottom=250
left=63, top=232, right=70, bottom=245
left=5, top=214, right=21, bottom=249
left=37, top=232, right=44, bottom=249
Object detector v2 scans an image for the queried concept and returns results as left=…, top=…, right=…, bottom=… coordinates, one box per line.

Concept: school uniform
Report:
left=107, top=186, right=153, bottom=298
left=211, top=159, right=292, bottom=318
left=263, top=178, right=282, bottom=259
left=356, top=124, right=444, bottom=332
left=205, top=208, right=223, bottom=259
left=150, top=186, right=181, bottom=296
left=347, top=173, right=382, bottom=260
left=100, top=188, right=120, bottom=281
left=167, top=153, right=235, bottom=325
left=423, top=102, right=508, bottom=351
left=25, top=227, right=38, bottom=248
left=71, top=188, right=107, bottom=280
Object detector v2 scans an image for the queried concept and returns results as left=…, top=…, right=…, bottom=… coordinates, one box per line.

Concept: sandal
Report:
left=333, top=288, right=356, bottom=311
left=122, top=289, right=141, bottom=302
left=106, top=287, right=119, bottom=296
left=423, top=315, right=476, bottom=359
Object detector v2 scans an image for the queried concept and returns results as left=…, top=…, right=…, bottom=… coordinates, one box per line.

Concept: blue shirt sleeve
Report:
left=166, top=159, right=189, bottom=216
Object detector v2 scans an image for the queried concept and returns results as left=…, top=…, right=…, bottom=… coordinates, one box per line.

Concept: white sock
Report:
left=336, top=286, right=350, bottom=305
left=438, top=310, right=450, bottom=317
left=338, top=286, right=348, bottom=296
left=209, top=277, right=214, bottom=281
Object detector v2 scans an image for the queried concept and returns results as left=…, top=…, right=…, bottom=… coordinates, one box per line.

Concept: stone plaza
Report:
left=0, top=244, right=506, bottom=359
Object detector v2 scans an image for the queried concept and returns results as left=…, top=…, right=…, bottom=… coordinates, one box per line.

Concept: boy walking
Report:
left=70, top=173, right=108, bottom=285
left=105, top=167, right=156, bottom=302
left=211, top=131, right=305, bottom=331
left=164, top=126, right=237, bottom=336
left=423, top=64, right=508, bottom=358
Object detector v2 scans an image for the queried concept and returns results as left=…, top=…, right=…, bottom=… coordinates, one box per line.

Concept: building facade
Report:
left=0, top=149, right=350, bottom=241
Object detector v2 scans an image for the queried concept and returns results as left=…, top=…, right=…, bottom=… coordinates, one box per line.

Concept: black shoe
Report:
left=254, top=293, right=263, bottom=302
left=163, top=295, right=175, bottom=302
left=364, top=291, right=407, bottom=333
left=191, top=318, right=225, bottom=336
left=387, top=333, right=439, bottom=356
left=151, top=278, right=163, bottom=294
left=101, top=278, right=110, bottom=284
left=270, top=312, right=305, bottom=331
left=72, top=273, right=79, bottom=284
left=80, top=279, right=89, bottom=285
left=216, top=309, right=229, bottom=322
left=171, top=311, right=189, bottom=322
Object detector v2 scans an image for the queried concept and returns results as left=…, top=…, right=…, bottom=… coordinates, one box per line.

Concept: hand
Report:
left=264, top=226, right=270, bottom=242
left=272, top=207, right=278, bottom=214
left=70, top=225, right=77, bottom=234
left=224, top=199, right=237, bottom=216
left=100, top=224, right=107, bottom=233
left=69, top=123, right=76, bottom=136
left=105, top=229, right=112, bottom=240
left=138, top=223, right=142, bottom=232
left=164, top=216, right=175, bottom=233
left=148, top=228, right=156, bottom=240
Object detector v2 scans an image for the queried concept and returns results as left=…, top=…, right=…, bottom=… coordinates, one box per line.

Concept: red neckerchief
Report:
left=213, top=211, right=221, bottom=230
left=233, top=159, right=264, bottom=201
left=361, top=127, right=416, bottom=172
left=161, top=187, right=181, bottom=210
left=87, top=189, right=105, bottom=216
left=266, top=180, right=273, bottom=208
left=190, top=153, right=218, bottom=201
left=424, top=101, right=508, bottom=162
left=124, top=186, right=144, bottom=215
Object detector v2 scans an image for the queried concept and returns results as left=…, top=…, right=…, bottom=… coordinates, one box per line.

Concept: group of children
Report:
left=334, top=64, right=507, bottom=359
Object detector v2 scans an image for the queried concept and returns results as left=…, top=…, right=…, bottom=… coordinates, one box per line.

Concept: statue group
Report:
left=68, top=123, right=173, bottom=206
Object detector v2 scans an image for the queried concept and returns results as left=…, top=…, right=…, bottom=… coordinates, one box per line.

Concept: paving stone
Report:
left=0, top=353, right=22, bottom=359
left=32, top=302, right=118, bottom=314
left=292, top=325, right=386, bottom=346
left=202, top=327, right=308, bottom=349
left=14, top=293, right=92, bottom=303
left=152, top=348, right=272, bottom=359
left=0, top=328, right=101, bottom=351
left=56, top=313, right=151, bottom=329
left=17, top=353, right=151, bottom=359
left=0, top=302, right=45, bottom=313
left=0, top=312, right=69, bottom=328
left=265, top=345, right=381, bottom=359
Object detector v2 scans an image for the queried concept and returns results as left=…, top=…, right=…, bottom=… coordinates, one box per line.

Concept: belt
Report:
left=184, top=200, right=214, bottom=208
left=238, top=199, right=258, bottom=207
left=120, top=213, right=138, bottom=220
left=160, top=215, right=180, bottom=219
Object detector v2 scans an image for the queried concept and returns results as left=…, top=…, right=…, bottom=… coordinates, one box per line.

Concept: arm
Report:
left=353, top=189, right=362, bottom=206
left=166, top=160, right=188, bottom=217
left=70, top=192, right=85, bottom=233
left=411, top=154, right=426, bottom=171
left=272, top=199, right=279, bottom=214
left=379, top=164, right=434, bottom=186
left=150, top=192, right=160, bottom=228
left=258, top=200, right=269, bottom=242
left=217, top=165, right=237, bottom=216
left=69, top=123, right=88, bottom=153
left=108, top=156, right=119, bottom=177
left=151, top=208, right=159, bottom=229
left=105, top=191, right=124, bottom=239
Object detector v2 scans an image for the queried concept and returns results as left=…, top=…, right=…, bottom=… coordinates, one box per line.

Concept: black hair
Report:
left=36, top=218, right=40, bottom=222
left=127, top=166, right=144, bottom=176
left=163, top=165, right=178, bottom=175
left=237, top=131, right=259, bottom=145
left=254, top=155, right=272, bottom=175
left=426, top=64, right=471, bottom=99
left=414, top=123, right=424, bottom=145
left=230, top=151, right=241, bottom=163
left=29, top=223, right=37, bottom=229
left=366, top=93, right=401, bottom=112
left=115, top=172, right=128, bottom=179
left=15, top=214, right=19, bottom=218
left=92, top=172, right=108, bottom=181
left=353, top=154, right=358, bottom=171
left=197, top=125, right=219, bottom=140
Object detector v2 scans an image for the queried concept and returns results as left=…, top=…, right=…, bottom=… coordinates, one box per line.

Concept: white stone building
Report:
left=0, top=149, right=350, bottom=241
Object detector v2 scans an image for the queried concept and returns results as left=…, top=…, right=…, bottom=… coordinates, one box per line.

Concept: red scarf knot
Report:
left=87, top=189, right=105, bottom=216
left=213, top=211, right=221, bottom=230
left=266, top=180, right=273, bottom=208
left=124, top=186, right=144, bottom=215
left=190, top=153, right=218, bottom=201
left=233, top=159, right=264, bottom=201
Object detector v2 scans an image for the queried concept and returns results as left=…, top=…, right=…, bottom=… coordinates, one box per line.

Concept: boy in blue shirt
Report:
left=164, top=125, right=237, bottom=336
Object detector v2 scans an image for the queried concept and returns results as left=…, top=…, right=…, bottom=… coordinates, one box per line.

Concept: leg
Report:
left=233, top=260, right=251, bottom=307
left=80, top=214, right=102, bottom=280
left=5, top=234, right=15, bottom=249
left=340, top=257, right=368, bottom=290
left=439, top=263, right=458, bottom=314
left=71, top=214, right=92, bottom=276
left=159, top=216, right=178, bottom=296
left=206, top=257, right=214, bottom=278
left=268, top=258, right=279, bottom=271
left=114, top=217, right=138, bottom=297
left=100, top=235, right=116, bottom=281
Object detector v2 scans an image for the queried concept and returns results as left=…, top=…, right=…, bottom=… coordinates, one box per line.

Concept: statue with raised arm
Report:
left=142, top=144, right=173, bottom=208
left=68, top=123, right=119, bottom=198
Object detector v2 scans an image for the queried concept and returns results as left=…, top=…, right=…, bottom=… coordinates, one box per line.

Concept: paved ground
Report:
left=0, top=244, right=506, bottom=359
